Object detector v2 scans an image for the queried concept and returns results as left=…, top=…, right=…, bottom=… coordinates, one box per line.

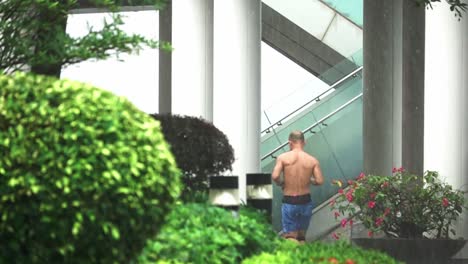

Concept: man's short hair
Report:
left=288, top=130, right=304, bottom=142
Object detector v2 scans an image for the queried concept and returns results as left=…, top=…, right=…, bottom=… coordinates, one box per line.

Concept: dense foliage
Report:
left=0, top=0, right=170, bottom=75
left=330, top=170, right=466, bottom=239
left=0, top=72, right=181, bottom=263
left=150, top=114, right=235, bottom=201
left=242, top=240, right=401, bottom=264
left=137, top=203, right=278, bottom=264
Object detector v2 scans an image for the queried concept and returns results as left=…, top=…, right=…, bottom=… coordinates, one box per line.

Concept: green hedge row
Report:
left=136, top=203, right=400, bottom=264
left=136, top=203, right=278, bottom=264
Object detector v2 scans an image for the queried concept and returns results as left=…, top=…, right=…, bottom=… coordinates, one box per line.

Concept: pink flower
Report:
left=341, top=218, right=348, bottom=228
left=347, top=180, right=354, bottom=185
left=368, top=231, right=373, bottom=237
left=375, top=217, right=384, bottom=226
left=332, top=232, right=340, bottom=240
left=384, top=208, right=391, bottom=216
left=398, top=167, right=405, bottom=173
left=368, top=201, right=376, bottom=209
left=334, top=211, right=340, bottom=219
left=346, top=192, right=354, bottom=202
left=442, top=197, right=449, bottom=207
left=357, top=172, right=365, bottom=180
left=348, top=219, right=354, bottom=226
left=338, top=189, right=344, bottom=194
left=370, top=192, right=377, bottom=199
left=392, top=167, right=397, bottom=173
left=381, top=182, right=389, bottom=188
left=330, top=199, right=336, bottom=206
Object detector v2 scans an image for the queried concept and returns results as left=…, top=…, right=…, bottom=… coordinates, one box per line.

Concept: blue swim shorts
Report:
left=281, top=195, right=313, bottom=234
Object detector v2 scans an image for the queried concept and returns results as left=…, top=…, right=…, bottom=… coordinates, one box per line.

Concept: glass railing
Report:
left=261, top=68, right=362, bottom=158
left=261, top=93, right=363, bottom=231
left=261, top=49, right=362, bottom=137
left=318, top=49, right=363, bottom=84
left=321, top=0, right=363, bottom=27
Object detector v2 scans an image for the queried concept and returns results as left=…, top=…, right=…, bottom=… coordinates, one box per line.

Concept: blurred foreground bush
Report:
left=0, top=73, right=180, bottom=263
left=242, top=240, right=401, bottom=264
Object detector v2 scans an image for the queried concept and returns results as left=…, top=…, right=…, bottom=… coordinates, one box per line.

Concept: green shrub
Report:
left=150, top=114, right=234, bottom=202
left=0, top=72, right=181, bottom=263
left=242, top=241, right=402, bottom=264
left=137, top=203, right=279, bottom=264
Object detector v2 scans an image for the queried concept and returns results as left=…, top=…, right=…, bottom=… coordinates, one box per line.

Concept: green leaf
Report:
left=111, top=226, right=120, bottom=240
left=72, top=222, right=81, bottom=236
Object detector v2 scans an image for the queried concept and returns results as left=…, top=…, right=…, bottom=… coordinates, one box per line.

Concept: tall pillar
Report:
left=401, top=0, right=425, bottom=175
left=363, top=0, right=425, bottom=175
left=158, top=1, right=172, bottom=114
left=425, top=1, right=468, bottom=243
left=363, top=0, right=402, bottom=175
left=159, top=0, right=214, bottom=120
left=213, top=0, right=261, bottom=203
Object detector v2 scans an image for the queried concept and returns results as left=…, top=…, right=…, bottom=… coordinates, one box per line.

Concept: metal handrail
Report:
left=261, top=92, right=363, bottom=161
left=261, top=66, right=363, bottom=134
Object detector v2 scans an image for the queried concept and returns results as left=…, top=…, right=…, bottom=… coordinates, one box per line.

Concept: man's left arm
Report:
left=271, top=156, right=284, bottom=186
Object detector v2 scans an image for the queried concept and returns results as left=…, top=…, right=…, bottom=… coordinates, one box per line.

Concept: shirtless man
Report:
left=272, top=130, right=324, bottom=241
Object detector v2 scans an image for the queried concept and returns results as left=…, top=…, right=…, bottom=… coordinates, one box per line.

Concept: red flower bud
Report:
left=341, top=218, right=348, bottom=228
left=375, top=217, right=384, bottom=226
left=357, top=172, right=365, bottom=180
left=368, top=201, right=376, bottom=209
left=442, top=197, right=449, bottom=207
left=332, top=233, right=340, bottom=240
left=384, top=208, right=391, bottom=216
left=334, top=211, right=340, bottom=218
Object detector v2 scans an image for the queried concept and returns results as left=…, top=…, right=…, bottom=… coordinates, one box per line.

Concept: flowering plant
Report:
left=330, top=169, right=466, bottom=239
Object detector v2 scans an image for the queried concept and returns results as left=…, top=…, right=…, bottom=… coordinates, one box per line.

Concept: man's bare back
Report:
left=279, top=150, right=321, bottom=195
left=273, top=149, right=323, bottom=196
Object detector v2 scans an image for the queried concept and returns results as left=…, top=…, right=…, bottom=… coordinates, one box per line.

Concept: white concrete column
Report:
left=425, top=2, right=468, bottom=242
left=213, top=0, right=261, bottom=203
left=159, top=0, right=213, bottom=120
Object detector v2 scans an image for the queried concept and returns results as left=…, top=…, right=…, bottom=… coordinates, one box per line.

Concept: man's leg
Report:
left=297, top=201, right=314, bottom=241
left=281, top=203, right=299, bottom=239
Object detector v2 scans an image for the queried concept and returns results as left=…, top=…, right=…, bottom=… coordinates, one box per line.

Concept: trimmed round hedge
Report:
left=0, top=73, right=181, bottom=263
left=150, top=114, right=234, bottom=201
left=137, top=203, right=279, bottom=264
